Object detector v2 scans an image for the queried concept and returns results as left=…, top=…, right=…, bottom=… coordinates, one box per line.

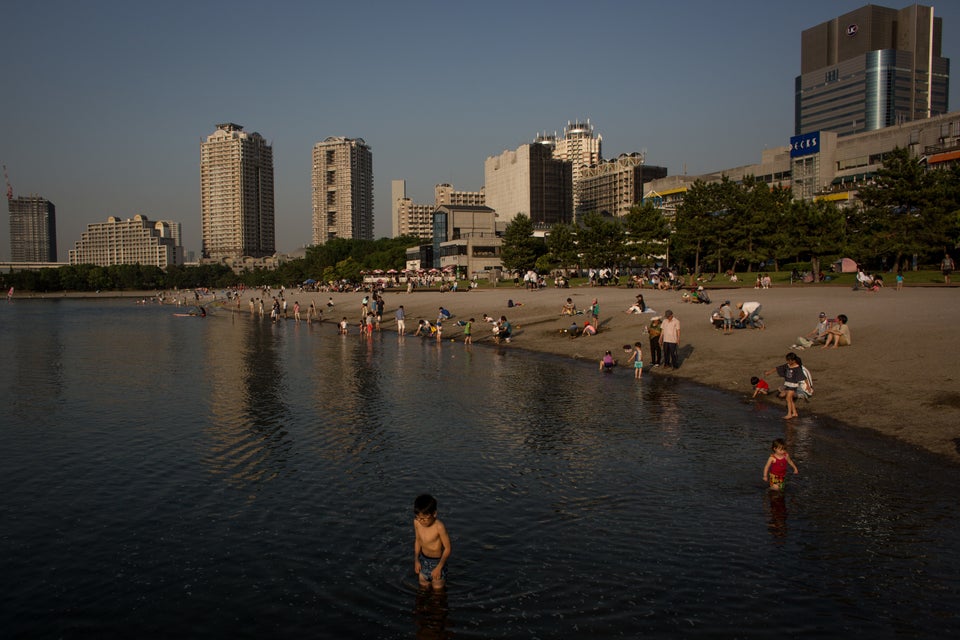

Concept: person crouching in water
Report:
left=599, top=350, right=616, bottom=372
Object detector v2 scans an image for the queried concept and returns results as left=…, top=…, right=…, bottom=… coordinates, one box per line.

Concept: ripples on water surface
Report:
left=0, top=299, right=957, bottom=638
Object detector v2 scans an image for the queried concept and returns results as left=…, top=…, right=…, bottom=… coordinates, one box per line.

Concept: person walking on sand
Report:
left=660, top=310, right=680, bottom=369
left=762, top=438, right=799, bottom=490
left=413, top=494, right=451, bottom=590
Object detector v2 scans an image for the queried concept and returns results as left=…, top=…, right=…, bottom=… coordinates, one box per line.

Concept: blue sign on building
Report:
left=790, top=131, right=820, bottom=158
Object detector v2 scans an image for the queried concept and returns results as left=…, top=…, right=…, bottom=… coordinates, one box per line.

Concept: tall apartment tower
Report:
left=484, top=142, right=572, bottom=226
left=200, top=123, right=275, bottom=260
left=8, top=195, right=57, bottom=262
left=312, top=137, right=373, bottom=245
left=795, top=4, right=949, bottom=136
left=538, top=120, right=602, bottom=215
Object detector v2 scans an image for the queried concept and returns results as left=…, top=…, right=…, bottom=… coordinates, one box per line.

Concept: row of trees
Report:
left=500, top=148, right=960, bottom=275
left=1, top=236, right=421, bottom=293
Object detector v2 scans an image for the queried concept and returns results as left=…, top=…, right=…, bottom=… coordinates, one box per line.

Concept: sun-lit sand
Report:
left=256, top=282, right=959, bottom=462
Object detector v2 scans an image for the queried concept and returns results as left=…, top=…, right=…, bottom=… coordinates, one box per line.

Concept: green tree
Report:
left=544, top=222, right=579, bottom=273
left=789, top=199, right=846, bottom=276
left=335, top=257, right=362, bottom=283
left=576, top=212, right=625, bottom=269
left=622, top=201, right=670, bottom=265
left=674, top=180, right=723, bottom=273
left=853, top=146, right=949, bottom=269
left=500, top=214, right=545, bottom=273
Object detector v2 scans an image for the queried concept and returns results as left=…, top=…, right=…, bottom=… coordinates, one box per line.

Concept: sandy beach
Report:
left=37, top=283, right=957, bottom=461
left=239, top=282, right=960, bottom=463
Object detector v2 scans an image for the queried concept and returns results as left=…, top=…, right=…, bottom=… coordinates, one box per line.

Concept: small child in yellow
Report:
left=413, top=494, right=451, bottom=589
left=762, top=438, right=799, bottom=490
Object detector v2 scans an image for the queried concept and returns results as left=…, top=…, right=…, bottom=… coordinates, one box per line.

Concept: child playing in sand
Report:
left=750, top=376, right=769, bottom=398
left=413, top=494, right=451, bottom=589
left=626, top=342, right=643, bottom=379
left=762, top=438, right=799, bottom=490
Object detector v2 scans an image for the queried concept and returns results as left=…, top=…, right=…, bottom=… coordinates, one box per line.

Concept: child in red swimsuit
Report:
left=762, top=438, right=799, bottom=490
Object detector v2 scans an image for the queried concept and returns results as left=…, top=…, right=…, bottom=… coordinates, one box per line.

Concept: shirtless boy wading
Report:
left=413, top=494, right=451, bottom=589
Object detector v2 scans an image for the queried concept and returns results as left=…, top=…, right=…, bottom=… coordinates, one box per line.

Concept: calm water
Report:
left=1, top=298, right=957, bottom=638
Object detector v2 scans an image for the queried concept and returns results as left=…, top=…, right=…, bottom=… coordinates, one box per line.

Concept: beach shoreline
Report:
left=20, top=283, right=960, bottom=461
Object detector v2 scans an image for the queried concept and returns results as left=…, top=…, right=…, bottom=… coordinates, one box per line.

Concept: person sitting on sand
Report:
left=822, top=314, right=851, bottom=348
left=561, top=298, right=577, bottom=315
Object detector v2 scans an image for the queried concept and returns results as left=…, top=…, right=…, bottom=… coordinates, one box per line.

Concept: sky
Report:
left=3, top=0, right=960, bottom=261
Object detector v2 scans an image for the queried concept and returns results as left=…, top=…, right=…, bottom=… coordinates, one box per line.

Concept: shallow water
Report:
left=1, top=299, right=957, bottom=638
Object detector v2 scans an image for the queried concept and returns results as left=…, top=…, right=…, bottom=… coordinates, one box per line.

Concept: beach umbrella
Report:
left=387, top=269, right=398, bottom=274
left=303, top=278, right=317, bottom=284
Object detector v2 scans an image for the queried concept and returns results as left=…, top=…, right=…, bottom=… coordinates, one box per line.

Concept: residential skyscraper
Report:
left=200, top=123, right=275, bottom=260
left=547, top=120, right=602, bottom=214
left=484, top=142, right=572, bottom=226
left=795, top=4, right=949, bottom=137
left=312, top=137, right=373, bottom=245
left=8, top=195, right=57, bottom=262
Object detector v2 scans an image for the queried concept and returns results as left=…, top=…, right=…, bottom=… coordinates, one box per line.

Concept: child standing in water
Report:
left=762, top=438, right=799, bottom=490
left=626, top=342, right=643, bottom=379
left=413, top=494, right=451, bottom=589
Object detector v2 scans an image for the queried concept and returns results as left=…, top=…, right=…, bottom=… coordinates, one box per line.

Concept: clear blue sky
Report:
left=2, top=0, right=959, bottom=260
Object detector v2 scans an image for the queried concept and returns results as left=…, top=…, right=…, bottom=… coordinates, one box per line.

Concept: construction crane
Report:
left=3, top=164, right=11, bottom=200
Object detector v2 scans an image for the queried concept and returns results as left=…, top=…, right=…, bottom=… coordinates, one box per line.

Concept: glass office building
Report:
left=795, top=4, right=949, bottom=137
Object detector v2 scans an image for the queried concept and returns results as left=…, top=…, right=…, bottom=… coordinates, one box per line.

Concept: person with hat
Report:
left=647, top=316, right=663, bottom=367
left=659, top=309, right=681, bottom=369
left=795, top=312, right=830, bottom=348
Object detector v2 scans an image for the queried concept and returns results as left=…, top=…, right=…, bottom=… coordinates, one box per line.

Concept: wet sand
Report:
left=266, top=283, right=960, bottom=462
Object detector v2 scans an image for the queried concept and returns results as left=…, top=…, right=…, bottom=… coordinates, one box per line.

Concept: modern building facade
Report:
left=200, top=123, right=275, bottom=260
left=312, top=137, right=374, bottom=245
left=392, top=181, right=486, bottom=240
left=644, top=109, right=960, bottom=211
left=545, top=120, right=602, bottom=214
left=429, top=204, right=501, bottom=275
left=796, top=4, right=949, bottom=137
left=434, top=183, right=485, bottom=207
left=578, top=154, right=668, bottom=219
left=69, top=215, right=183, bottom=267
left=8, top=195, right=57, bottom=262
left=484, top=143, right=572, bottom=226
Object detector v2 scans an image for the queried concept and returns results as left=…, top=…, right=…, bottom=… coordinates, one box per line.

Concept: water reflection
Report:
left=203, top=316, right=293, bottom=489
left=0, top=300, right=958, bottom=638
left=413, top=588, right=451, bottom=640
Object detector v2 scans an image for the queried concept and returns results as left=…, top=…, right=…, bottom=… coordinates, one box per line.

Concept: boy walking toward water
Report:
left=413, top=494, right=451, bottom=589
